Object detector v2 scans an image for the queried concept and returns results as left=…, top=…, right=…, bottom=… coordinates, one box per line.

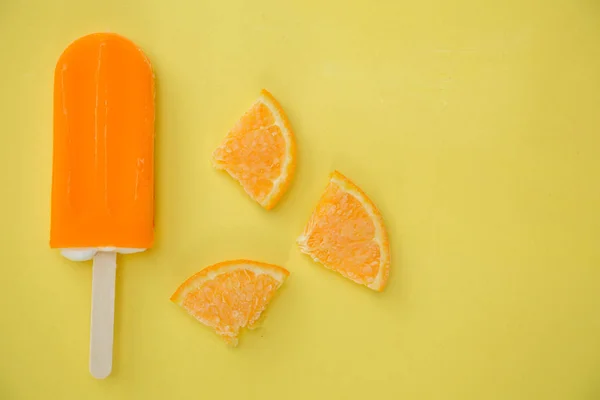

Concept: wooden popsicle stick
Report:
left=89, top=251, right=117, bottom=379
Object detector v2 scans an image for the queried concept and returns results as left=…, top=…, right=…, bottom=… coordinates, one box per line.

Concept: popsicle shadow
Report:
left=150, top=59, right=164, bottom=253
left=110, top=251, right=159, bottom=378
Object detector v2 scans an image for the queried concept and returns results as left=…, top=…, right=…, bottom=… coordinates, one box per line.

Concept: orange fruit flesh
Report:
left=298, top=171, right=390, bottom=291
left=50, top=33, right=155, bottom=249
left=212, top=90, right=295, bottom=210
left=171, top=260, right=289, bottom=346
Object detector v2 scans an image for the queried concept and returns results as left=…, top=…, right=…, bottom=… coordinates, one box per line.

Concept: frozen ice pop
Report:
left=50, top=33, right=155, bottom=379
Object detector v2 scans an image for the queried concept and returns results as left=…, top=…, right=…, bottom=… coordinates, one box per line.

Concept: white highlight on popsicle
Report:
left=61, top=247, right=145, bottom=261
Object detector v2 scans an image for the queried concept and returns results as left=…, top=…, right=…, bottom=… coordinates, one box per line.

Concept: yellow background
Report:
left=1, top=0, right=599, bottom=399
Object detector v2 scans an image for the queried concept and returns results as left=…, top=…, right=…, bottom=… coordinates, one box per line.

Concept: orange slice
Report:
left=170, top=260, right=289, bottom=346
left=212, top=89, right=296, bottom=210
left=297, top=171, right=390, bottom=291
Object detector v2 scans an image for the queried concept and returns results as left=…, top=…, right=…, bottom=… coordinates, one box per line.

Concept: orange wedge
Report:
left=170, top=260, right=289, bottom=346
left=212, top=89, right=296, bottom=210
left=297, top=171, right=390, bottom=291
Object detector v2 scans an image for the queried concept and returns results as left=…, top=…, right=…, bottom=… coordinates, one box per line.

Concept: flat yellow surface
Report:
left=1, top=0, right=599, bottom=399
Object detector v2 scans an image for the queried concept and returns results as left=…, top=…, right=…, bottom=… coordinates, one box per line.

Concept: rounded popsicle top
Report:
left=55, top=33, right=154, bottom=75
left=50, top=33, right=155, bottom=256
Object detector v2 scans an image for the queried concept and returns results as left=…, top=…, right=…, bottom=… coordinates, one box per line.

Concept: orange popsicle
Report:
left=51, top=33, right=154, bottom=258
left=50, top=33, right=155, bottom=379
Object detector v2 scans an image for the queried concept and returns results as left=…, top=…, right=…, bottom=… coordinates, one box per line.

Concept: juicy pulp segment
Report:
left=212, top=90, right=295, bottom=209
left=171, top=260, right=289, bottom=346
left=298, top=171, right=390, bottom=291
